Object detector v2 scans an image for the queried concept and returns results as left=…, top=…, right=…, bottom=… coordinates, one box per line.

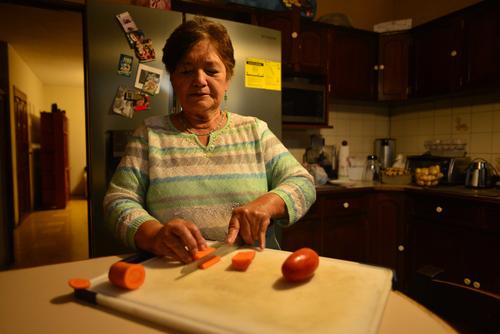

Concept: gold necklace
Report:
left=180, top=111, right=226, bottom=136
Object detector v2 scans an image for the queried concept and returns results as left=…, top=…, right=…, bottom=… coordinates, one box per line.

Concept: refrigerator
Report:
left=85, top=0, right=282, bottom=257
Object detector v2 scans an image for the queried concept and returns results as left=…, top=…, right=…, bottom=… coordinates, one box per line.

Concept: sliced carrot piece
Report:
left=68, top=278, right=91, bottom=290
left=231, top=250, right=256, bottom=271
left=108, top=261, right=145, bottom=290
left=192, top=247, right=216, bottom=260
left=198, top=255, right=221, bottom=270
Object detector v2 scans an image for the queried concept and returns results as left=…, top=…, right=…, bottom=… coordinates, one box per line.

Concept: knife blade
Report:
left=178, top=241, right=239, bottom=278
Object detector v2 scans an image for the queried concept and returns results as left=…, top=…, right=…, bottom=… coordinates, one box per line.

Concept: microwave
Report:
left=282, top=79, right=327, bottom=125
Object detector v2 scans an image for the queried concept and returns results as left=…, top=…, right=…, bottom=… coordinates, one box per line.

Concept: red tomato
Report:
left=281, top=248, right=319, bottom=282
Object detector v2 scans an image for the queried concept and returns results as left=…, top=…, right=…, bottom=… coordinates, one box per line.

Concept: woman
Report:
left=104, top=17, right=316, bottom=264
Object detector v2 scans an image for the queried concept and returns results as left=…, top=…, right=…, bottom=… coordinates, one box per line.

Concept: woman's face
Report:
left=171, top=39, right=229, bottom=115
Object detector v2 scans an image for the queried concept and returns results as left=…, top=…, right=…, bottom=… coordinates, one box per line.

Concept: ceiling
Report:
left=0, top=3, right=84, bottom=87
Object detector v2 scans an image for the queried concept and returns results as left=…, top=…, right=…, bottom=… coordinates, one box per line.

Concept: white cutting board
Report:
left=87, top=248, right=393, bottom=334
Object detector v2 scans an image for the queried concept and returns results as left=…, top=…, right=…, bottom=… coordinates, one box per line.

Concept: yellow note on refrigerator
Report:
left=245, top=58, right=281, bottom=91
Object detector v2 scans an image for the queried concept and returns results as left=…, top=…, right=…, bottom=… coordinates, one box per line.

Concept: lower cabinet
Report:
left=368, top=191, right=408, bottom=290
left=407, top=192, right=500, bottom=296
left=322, top=193, right=370, bottom=263
left=279, top=186, right=500, bottom=332
left=279, top=199, right=322, bottom=253
left=407, top=192, right=500, bottom=333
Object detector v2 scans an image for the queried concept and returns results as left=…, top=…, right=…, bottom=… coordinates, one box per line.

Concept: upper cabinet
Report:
left=412, top=16, right=464, bottom=97
left=328, top=28, right=378, bottom=100
left=413, top=1, right=500, bottom=98
left=464, top=1, right=500, bottom=91
left=377, top=32, right=410, bottom=101
left=257, top=9, right=328, bottom=76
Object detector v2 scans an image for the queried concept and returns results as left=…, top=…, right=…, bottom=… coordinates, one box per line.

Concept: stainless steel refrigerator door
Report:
left=186, top=14, right=282, bottom=138
left=86, top=0, right=182, bottom=256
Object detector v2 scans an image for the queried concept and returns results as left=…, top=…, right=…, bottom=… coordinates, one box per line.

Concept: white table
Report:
left=0, top=256, right=457, bottom=333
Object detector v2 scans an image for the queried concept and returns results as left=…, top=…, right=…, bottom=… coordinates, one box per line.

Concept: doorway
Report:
left=0, top=2, right=88, bottom=268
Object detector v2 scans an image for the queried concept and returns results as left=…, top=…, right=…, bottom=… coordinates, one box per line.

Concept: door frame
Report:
left=0, top=42, right=15, bottom=266
left=13, top=86, right=31, bottom=219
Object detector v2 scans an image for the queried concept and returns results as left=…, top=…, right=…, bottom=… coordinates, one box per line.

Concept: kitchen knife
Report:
left=178, top=241, right=239, bottom=278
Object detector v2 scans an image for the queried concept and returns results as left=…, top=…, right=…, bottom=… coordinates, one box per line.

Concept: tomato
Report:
left=281, top=248, right=319, bottom=282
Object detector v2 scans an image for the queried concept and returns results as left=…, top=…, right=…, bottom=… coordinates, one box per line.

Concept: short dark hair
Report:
left=162, top=16, right=235, bottom=79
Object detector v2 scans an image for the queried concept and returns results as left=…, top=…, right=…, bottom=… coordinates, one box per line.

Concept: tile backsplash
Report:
left=282, top=102, right=390, bottom=163
left=282, top=92, right=500, bottom=173
left=390, top=92, right=500, bottom=171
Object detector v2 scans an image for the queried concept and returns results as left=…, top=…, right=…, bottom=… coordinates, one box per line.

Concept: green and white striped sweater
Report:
left=104, top=112, right=316, bottom=249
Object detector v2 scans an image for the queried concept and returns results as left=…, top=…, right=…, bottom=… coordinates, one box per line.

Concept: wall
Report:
left=315, top=0, right=395, bottom=30
left=43, top=86, right=86, bottom=196
left=283, top=102, right=390, bottom=164
left=8, top=45, right=44, bottom=224
left=394, top=0, right=481, bottom=27
left=391, top=93, right=500, bottom=171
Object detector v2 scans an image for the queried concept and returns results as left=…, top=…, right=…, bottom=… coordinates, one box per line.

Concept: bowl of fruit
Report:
left=380, top=167, right=412, bottom=185
left=414, top=165, right=444, bottom=186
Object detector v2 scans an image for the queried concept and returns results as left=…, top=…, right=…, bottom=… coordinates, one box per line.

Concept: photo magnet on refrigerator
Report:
left=112, top=86, right=135, bottom=118
left=134, top=37, right=156, bottom=62
left=117, top=54, right=133, bottom=77
left=116, top=11, right=138, bottom=32
left=135, top=64, right=162, bottom=95
left=126, top=30, right=145, bottom=48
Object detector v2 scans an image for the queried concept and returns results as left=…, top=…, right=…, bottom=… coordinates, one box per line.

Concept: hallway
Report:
left=12, top=197, right=89, bottom=269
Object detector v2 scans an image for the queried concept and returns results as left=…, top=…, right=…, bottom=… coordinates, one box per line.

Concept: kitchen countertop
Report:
left=316, top=180, right=500, bottom=202
left=0, top=255, right=456, bottom=334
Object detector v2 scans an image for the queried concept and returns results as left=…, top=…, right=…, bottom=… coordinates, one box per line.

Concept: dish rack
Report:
left=424, top=139, right=467, bottom=157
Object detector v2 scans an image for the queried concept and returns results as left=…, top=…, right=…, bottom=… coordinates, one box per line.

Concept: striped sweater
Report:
left=103, top=112, right=316, bottom=249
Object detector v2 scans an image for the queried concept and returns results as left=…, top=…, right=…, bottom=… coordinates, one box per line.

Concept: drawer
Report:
left=410, top=195, right=480, bottom=227
left=323, top=195, right=369, bottom=218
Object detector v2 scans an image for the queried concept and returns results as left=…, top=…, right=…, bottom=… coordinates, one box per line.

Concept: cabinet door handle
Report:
left=379, top=64, right=385, bottom=70
left=464, top=278, right=471, bottom=285
left=343, top=202, right=350, bottom=208
left=450, top=50, right=458, bottom=57
left=398, top=245, right=405, bottom=252
left=373, top=65, right=379, bottom=71
left=435, top=206, right=443, bottom=213
left=473, top=281, right=481, bottom=289
left=291, top=31, right=298, bottom=39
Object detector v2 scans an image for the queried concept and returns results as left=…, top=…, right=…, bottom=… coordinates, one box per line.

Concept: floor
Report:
left=12, top=197, right=89, bottom=269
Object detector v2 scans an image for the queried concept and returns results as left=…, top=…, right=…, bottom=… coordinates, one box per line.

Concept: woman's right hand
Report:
left=135, top=219, right=207, bottom=263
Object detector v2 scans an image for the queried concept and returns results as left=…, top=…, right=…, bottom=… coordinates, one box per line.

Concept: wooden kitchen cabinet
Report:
left=328, top=27, right=378, bottom=100
left=368, top=191, right=408, bottom=289
left=407, top=192, right=500, bottom=296
left=321, top=193, right=370, bottom=263
left=463, top=1, right=500, bottom=91
left=279, top=199, right=322, bottom=253
left=280, top=190, right=371, bottom=263
left=257, top=10, right=327, bottom=75
left=295, top=19, right=329, bottom=75
left=412, top=14, right=464, bottom=97
left=257, top=10, right=297, bottom=72
left=377, top=32, right=410, bottom=101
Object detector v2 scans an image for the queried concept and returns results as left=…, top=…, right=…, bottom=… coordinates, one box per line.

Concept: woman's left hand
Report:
left=227, top=204, right=271, bottom=249
left=226, top=193, right=287, bottom=249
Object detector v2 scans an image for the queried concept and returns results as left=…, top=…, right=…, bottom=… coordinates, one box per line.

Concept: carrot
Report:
left=108, top=261, right=145, bottom=290
left=68, top=278, right=91, bottom=290
left=198, top=255, right=221, bottom=270
left=193, top=246, right=215, bottom=260
left=231, top=250, right=256, bottom=271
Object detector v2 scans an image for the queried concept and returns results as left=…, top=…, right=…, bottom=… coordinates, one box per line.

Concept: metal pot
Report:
left=464, top=158, right=497, bottom=188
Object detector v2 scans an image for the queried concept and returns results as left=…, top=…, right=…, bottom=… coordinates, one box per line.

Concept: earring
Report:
left=223, top=90, right=228, bottom=112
